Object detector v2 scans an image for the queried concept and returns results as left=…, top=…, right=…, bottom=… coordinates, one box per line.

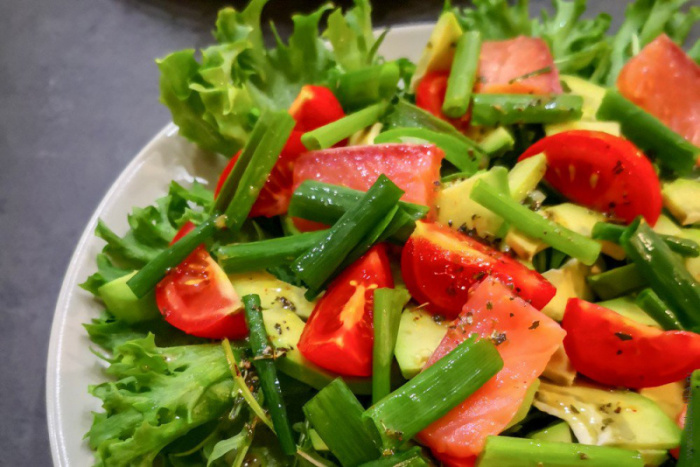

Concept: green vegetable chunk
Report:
left=596, top=90, right=700, bottom=176
left=303, top=379, right=381, bottom=467
left=470, top=180, right=601, bottom=265
left=477, top=436, right=644, bottom=466
left=678, top=370, right=700, bottom=466
left=620, top=221, right=700, bottom=330
left=364, top=336, right=503, bottom=449
left=242, top=294, right=296, bottom=456
left=291, top=175, right=403, bottom=293
left=470, top=94, right=583, bottom=126
left=592, top=222, right=700, bottom=258
left=372, top=287, right=411, bottom=404
left=443, top=31, right=482, bottom=118
left=635, top=288, right=683, bottom=331
left=302, top=101, right=388, bottom=150
left=360, top=446, right=430, bottom=467
left=587, top=264, right=647, bottom=300
left=336, top=62, right=401, bottom=110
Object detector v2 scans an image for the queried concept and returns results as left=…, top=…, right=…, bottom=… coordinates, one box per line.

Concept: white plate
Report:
left=46, top=23, right=432, bottom=466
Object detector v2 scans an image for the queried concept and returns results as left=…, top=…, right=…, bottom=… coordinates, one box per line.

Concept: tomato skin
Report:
left=519, top=130, right=662, bottom=225
left=618, top=34, right=700, bottom=147
left=562, top=298, right=700, bottom=388
left=156, top=224, right=246, bottom=339
left=418, top=277, right=565, bottom=460
left=297, top=245, right=394, bottom=377
left=213, top=85, right=345, bottom=217
left=416, top=72, right=471, bottom=131
left=401, top=221, right=555, bottom=319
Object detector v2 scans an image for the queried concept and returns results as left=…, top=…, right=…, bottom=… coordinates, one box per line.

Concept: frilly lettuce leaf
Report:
left=158, top=0, right=381, bottom=157
left=87, top=335, right=235, bottom=466
left=451, top=0, right=700, bottom=85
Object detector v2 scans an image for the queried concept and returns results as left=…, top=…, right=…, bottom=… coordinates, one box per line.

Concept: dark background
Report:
left=0, top=0, right=692, bottom=465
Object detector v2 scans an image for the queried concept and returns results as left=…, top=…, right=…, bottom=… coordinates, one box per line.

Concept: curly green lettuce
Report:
left=158, top=0, right=381, bottom=156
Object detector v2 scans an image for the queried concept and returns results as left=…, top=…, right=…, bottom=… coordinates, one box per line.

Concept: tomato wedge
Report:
left=519, top=130, right=662, bottom=225
left=618, top=34, right=700, bottom=147
left=155, top=224, right=246, bottom=339
left=214, top=85, right=345, bottom=217
left=476, top=36, right=562, bottom=95
left=562, top=298, right=700, bottom=388
left=418, top=277, right=565, bottom=460
left=401, top=221, right=556, bottom=319
left=292, top=143, right=444, bottom=230
left=297, top=245, right=394, bottom=377
left=415, top=72, right=471, bottom=131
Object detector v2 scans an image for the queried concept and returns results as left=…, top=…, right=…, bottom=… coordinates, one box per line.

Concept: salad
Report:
left=80, top=0, right=700, bottom=465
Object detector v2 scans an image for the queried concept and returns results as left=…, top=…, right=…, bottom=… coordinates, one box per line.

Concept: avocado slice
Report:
left=505, top=380, right=541, bottom=430
left=597, top=295, right=661, bottom=329
left=542, top=345, right=577, bottom=386
left=478, top=127, right=515, bottom=157
left=98, top=271, right=160, bottom=324
left=527, top=421, right=573, bottom=443
left=409, top=12, right=463, bottom=91
left=662, top=178, right=700, bottom=226
left=229, top=271, right=315, bottom=319
left=559, top=75, right=608, bottom=120
left=394, top=307, right=449, bottom=379
left=534, top=381, right=681, bottom=451
left=541, top=259, right=593, bottom=322
left=436, top=166, right=509, bottom=239
left=261, top=307, right=372, bottom=394
left=639, top=381, right=686, bottom=422
left=508, top=153, right=547, bottom=203
left=545, top=120, right=621, bottom=137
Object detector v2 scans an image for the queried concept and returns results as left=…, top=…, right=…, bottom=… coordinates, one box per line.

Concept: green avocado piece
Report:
left=534, top=381, right=681, bottom=451
left=662, top=178, right=700, bottom=226
left=508, top=152, right=547, bottom=203
left=505, top=379, right=541, bottom=430
left=436, top=166, right=509, bottom=239
left=394, top=308, right=449, bottom=379
left=597, top=295, right=661, bottom=329
left=527, top=421, right=573, bottom=444
left=229, top=271, right=315, bottom=319
left=559, top=75, right=608, bottom=120
left=409, top=12, right=463, bottom=91
left=97, top=271, right=160, bottom=324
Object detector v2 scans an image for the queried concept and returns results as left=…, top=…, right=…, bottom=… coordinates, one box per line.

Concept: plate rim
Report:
left=45, top=22, right=434, bottom=466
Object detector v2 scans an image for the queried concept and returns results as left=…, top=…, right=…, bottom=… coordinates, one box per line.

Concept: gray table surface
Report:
left=0, top=0, right=691, bottom=465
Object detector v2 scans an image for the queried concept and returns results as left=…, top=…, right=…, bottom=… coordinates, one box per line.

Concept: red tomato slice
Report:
left=475, top=36, right=562, bottom=95
left=416, top=72, right=471, bottom=131
left=293, top=143, right=444, bottom=209
left=214, top=85, right=345, bottom=217
left=418, top=277, right=565, bottom=460
left=519, top=130, right=662, bottom=225
left=297, top=245, right=394, bottom=377
left=401, top=221, right=556, bottom=319
left=618, top=34, right=700, bottom=147
left=562, top=298, right=700, bottom=388
left=156, top=224, right=245, bottom=339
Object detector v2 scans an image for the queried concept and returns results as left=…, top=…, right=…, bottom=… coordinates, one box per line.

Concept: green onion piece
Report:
left=471, top=94, right=583, bottom=126
left=478, top=436, right=644, bottom=466
left=217, top=231, right=328, bottom=274
left=291, top=175, right=403, bottom=293
left=359, top=446, right=430, bottom=467
left=383, top=99, right=463, bottom=135
left=443, top=31, right=482, bottom=118
left=479, top=127, right=515, bottom=157
left=596, top=90, right=699, bottom=176
left=363, top=336, right=503, bottom=449
left=470, top=180, right=601, bottom=265
left=126, top=216, right=219, bottom=298
left=302, top=102, right=388, bottom=151
left=336, top=62, right=400, bottom=110
left=374, top=127, right=483, bottom=174
left=678, top=370, right=700, bottom=467
left=620, top=222, right=700, bottom=330
left=224, top=111, right=295, bottom=231
left=587, top=264, right=647, bottom=300
left=635, top=288, right=683, bottom=331
left=303, top=379, right=381, bottom=467
left=372, top=288, right=411, bottom=404
left=242, top=294, right=296, bottom=456
left=592, top=222, right=700, bottom=258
